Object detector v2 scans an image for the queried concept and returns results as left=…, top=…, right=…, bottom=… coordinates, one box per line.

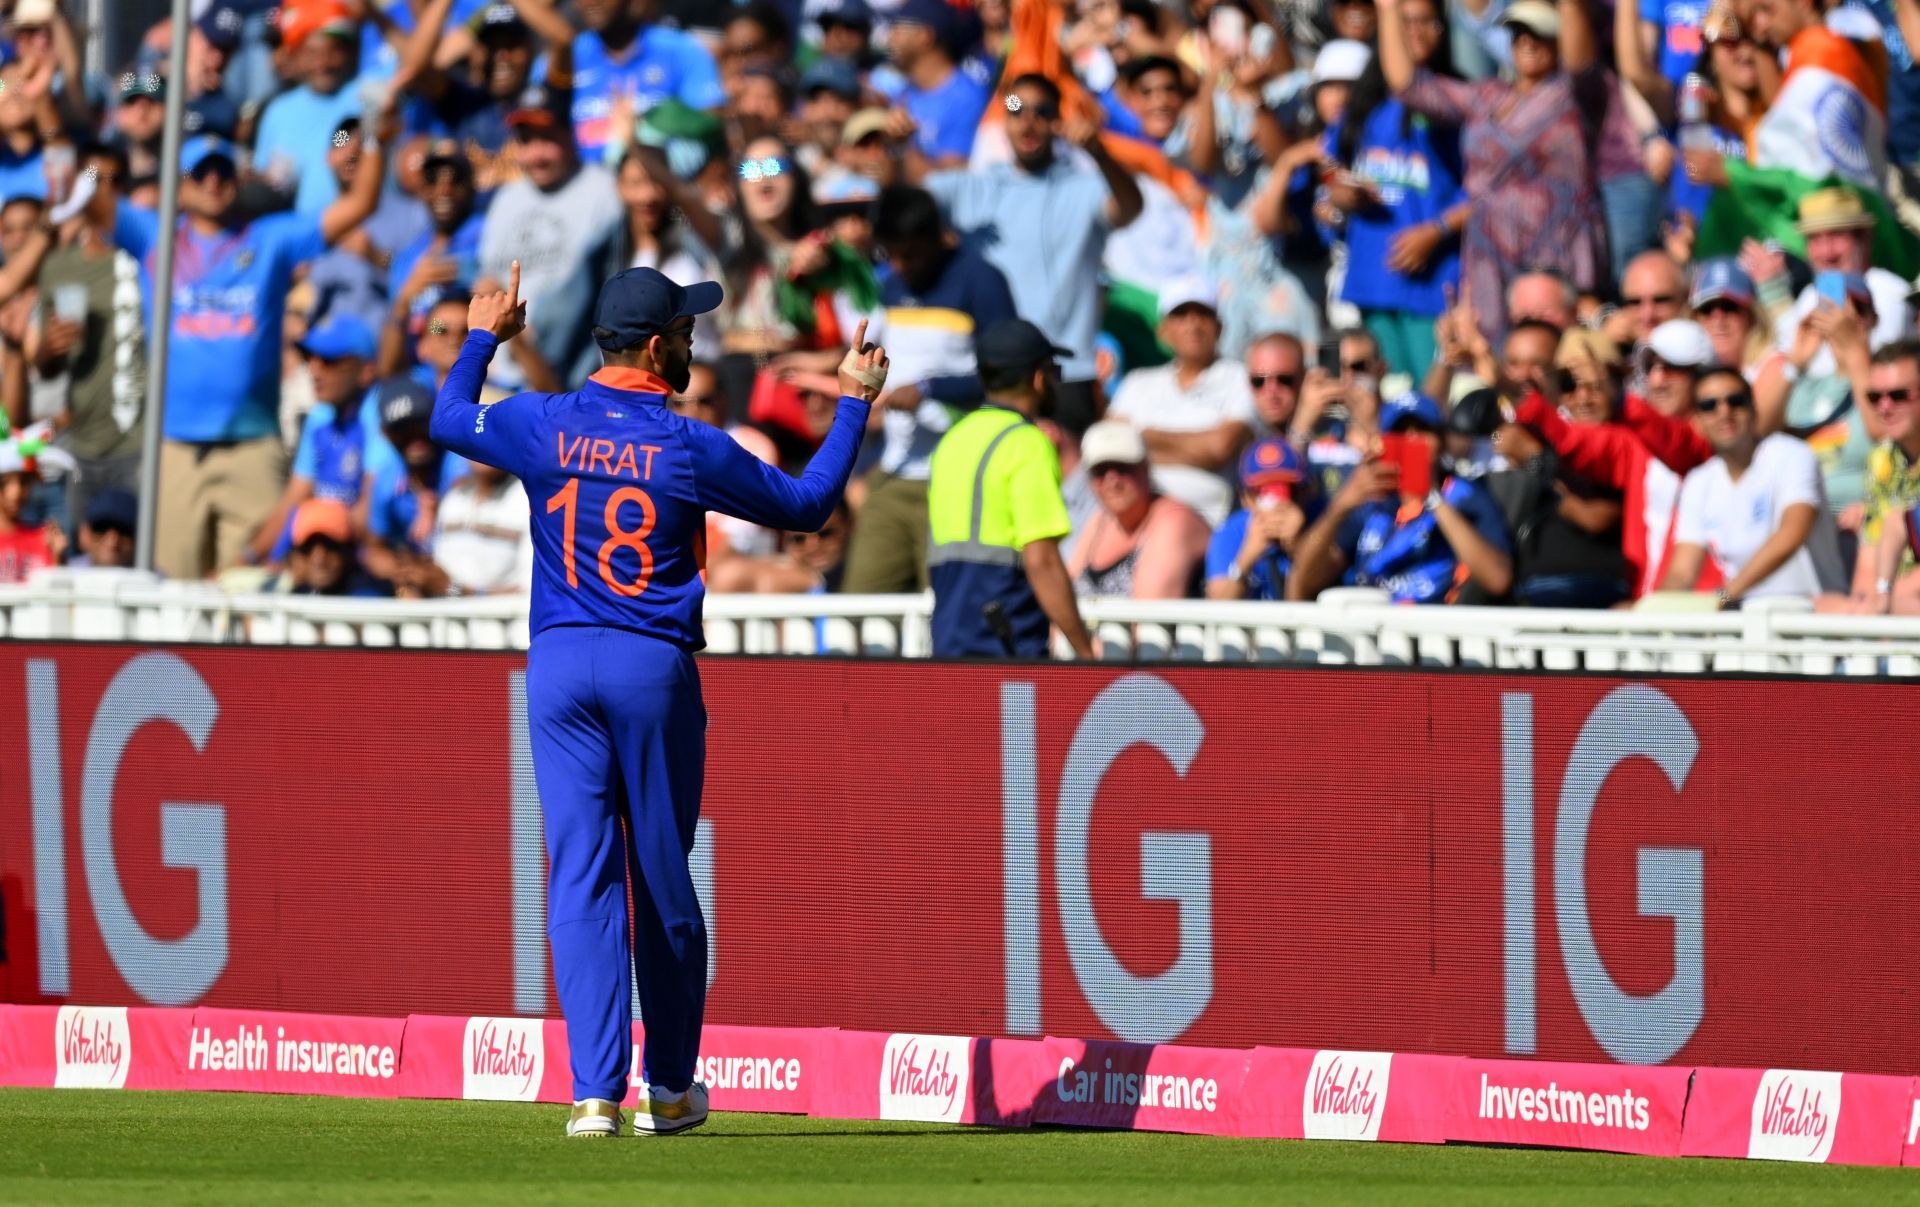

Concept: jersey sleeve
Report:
left=1451, top=481, right=1512, bottom=553
left=1773, top=436, right=1823, bottom=511
left=1205, top=512, right=1244, bottom=580
left=428, top=332, right=542, bottom=476
left=1003, top=427, right=1071, bottom=549
left=112, top=204, right=159, bottom=261
left=260, top=210, right=328, bottom=269
left=673, top=37, right=726, bottom=109
left=680, top=396, right=871, bottom=531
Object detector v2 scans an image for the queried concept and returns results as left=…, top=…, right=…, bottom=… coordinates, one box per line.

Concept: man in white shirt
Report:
left=1773, top=188, right=1913, bottom=379
left=1106, top=277, right=1256, bottom=527
left=433, top=461, right=533, bottom=595
left=1662, top=367, right=1847, bottom=605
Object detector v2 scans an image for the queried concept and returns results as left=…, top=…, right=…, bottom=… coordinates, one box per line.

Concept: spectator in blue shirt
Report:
left=113, top=128, right=388, bottom=581
left=249, top=316, right=380, bottom=567
left=402, top=0, right=577, bottom=187
left=307, top=116, right=431, bottom=333
left=570, top=0, right=725, bottom=164
left=924, top=72, right=1144, bottom=437
left=360, top=376, right=469, bottom=588
left=0, top=61, right=49, bottom=203
left=887, top=0, right=992, bottom=169
left=1207, top=436, right=1316, bottom=600
left=382, top=143, right=486, bottom=374
left=1324, top=0, right=1466, bottom=378
left=1287, top=392, right=1514, bottom=603
left=252, top=11, right=363, bottom=216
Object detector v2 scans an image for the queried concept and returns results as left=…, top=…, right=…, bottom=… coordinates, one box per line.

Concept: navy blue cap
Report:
left=800, top=56, right=861, bottom=100
left=975, top=319, right=1072, bottom=375
left=818, top=0, right=873, bottom=27
left=180, top=134, right=238, bottom=175
left=892, top=0, right=954, bottom=38
left=299, top=315, right=377, bottom=362
left=377, top=377, right=436, bottom=431
left=592, top=268, right=723, bottom=349
left=85, top=488, right=137, bottom=533
left=197, top=3, right=244, bottom=53
left=1382, top=391, right=1444, bottom=432
left=475, top=1, right=532, bottom=40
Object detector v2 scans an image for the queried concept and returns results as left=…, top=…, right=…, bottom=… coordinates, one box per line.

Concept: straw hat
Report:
left=1795, top=188, right=1875, bottom=235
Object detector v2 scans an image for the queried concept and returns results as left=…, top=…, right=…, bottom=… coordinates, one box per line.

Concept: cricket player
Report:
left=431, top=263, right=887, bottom=1137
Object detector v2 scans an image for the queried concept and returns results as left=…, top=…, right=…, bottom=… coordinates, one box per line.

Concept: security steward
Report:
left=927, top=319, right=1096, bottom=659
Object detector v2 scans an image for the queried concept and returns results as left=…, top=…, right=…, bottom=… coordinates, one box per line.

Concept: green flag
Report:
left=1697, top=163, right=1920, bottom=280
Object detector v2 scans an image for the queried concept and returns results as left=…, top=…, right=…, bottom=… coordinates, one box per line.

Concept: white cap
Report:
left=12, top=0, right=56, bottom=25
left=1156, top=274, right=1220, bottom=318
left=1646, top=319, right=1714, bottom=369
left=1311, top=39, right=1373, bottom=86
left=1499, top=0, right=1561, bottom=39
left=1081, top=420, right=1148, bottom=468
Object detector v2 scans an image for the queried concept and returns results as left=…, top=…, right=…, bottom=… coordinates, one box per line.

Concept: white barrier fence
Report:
left=6, top=569, right=1920, bottom=676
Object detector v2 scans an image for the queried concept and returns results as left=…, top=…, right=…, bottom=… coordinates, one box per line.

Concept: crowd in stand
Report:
left=2, top=0, right=1920, bottom=618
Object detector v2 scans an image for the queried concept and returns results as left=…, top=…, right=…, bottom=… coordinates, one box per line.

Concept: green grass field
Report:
left=2, top=1089, right=1917, bottom=1205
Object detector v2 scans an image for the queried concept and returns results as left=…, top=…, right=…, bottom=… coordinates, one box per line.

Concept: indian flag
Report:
left=1697, top=25, right=1919, bottom=277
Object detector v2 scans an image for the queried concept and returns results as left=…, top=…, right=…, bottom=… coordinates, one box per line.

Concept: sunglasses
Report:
left=1089, top=461, right=1141, bottom=478
left=1249, top=372, right=1301, bottom=389
left=1624, top=292, right=1679, bottom=308
left=1696, top=299, right=1748, bottom=317
left=1867, top=387, right=1918, bottom=407
left=790, top=525, right=844, bottom=542
left=1556, top=369, right=1612, bottom=394
left=1694, top=391, right=1753, bottom=413
left=738, top=155, right=790, bottom=182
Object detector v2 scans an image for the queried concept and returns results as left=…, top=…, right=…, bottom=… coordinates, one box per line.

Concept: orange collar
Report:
left=589, top=366, right=675, bottom=395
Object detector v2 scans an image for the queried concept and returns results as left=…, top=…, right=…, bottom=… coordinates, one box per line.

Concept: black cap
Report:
left=420, top=139, right=474, bottom=182
left=377, top=377, right=436, bottom=432
left=1447, top=388, right=1503, bottom=438
left=506, top=83, right=568, bottom=133
left=974, top=319, right=1071, bottom=376
left=476, top=2, right=532, bottom=41
left=592, top=267, right=724, bottom=349
left=85, top=488, right=138, bottom=533
left=118, top=70, right=165, bottom=103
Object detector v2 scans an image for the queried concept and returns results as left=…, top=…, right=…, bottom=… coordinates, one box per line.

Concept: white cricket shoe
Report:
left=631, top=1081, right=709, bottom=1136
left=566, top=1098, right=623, bottom=1138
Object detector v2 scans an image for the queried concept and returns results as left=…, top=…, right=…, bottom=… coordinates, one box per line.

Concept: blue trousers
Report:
left=525, top=626, right=708, bottom=1102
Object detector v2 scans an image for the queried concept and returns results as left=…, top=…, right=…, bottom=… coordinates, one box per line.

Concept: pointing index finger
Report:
left=508, top=260, right=520, bottom=304
left=851, top=318, right=868, bottom=352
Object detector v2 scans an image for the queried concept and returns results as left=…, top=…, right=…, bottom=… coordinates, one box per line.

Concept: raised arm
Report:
left=392, top=0, right=457, bottom=101
left=510, top=0, right=577, bottom=86
left=684, top=322, right=882, bottom=531
left=320, top=102, right=396, bottom=247
left=1615, top=0, right=1674, bottom=122
left=1560, top=0, right=1598, bottom=74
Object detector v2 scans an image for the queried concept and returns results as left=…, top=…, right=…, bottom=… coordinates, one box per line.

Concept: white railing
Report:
left=5, top=569, right=1920, bottom=676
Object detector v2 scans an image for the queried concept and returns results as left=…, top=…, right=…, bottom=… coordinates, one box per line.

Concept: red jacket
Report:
left=1514, top=394, right=1715, bottom=597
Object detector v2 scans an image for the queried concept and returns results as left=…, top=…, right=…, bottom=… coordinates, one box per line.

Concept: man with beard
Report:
left=927, top=318, right=1097, bottom=658
left=383, top=142, right=486, bottom=370
left=430, top=264, right=880, bottom=1137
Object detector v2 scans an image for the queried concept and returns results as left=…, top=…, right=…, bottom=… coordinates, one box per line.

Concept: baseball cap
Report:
left=119, top=70, right=164, bottom=103
left=592, top=267, right=724, bottom=350
left=1081, top=420, right=1148, bottom=469
left=842, top=107, right=892, bottom=146
left=292, top=498, right=353, bottom=547
left=506, top=83, right=567, bottom=133
left=636, top=99, right=727, bottom=180
left=11, top=0, right=56, bottom=26
left=474, top=2, right=532, bottom=41
left=197, top=3, right=245, bottom=53
left=420, top=139, right=475, bottom=182
left=377, top=377, right=436, bottom=432
left=891, top=0, right=954, bottom=39
left=818, top=0, right=873, bottom=28
left=1690, top=258, right=1755, bottom=311
left=800, top=56, right=862, bottom=101
left=1447, top=388, right=1503, bottom=438
left=85, top=488, right=138, bottom=534
left=1311, top=39, right=1373, bottom=87
left=1157, top=275, right=1220, bottom=318
left=1382, top=391, right=1444, bottom=432
left=975, top=318, right=1072, bottom=377
left=1240, top=436, right=1304, bottom=491
left=1500, top=0, right=1561, bottom=39
left=180, top=134, right=238, bottom=175
left=299, top=314, right=378, bottom=362
left=1646, top=319, right=1713, bottom=369
left=277, top=0, right=358, bottom=53
left=1556, top=327, right=1624, bottom=370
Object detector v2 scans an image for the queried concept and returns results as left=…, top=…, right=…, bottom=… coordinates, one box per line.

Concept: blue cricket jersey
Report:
left=430, top=331, right=869, bottom=646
